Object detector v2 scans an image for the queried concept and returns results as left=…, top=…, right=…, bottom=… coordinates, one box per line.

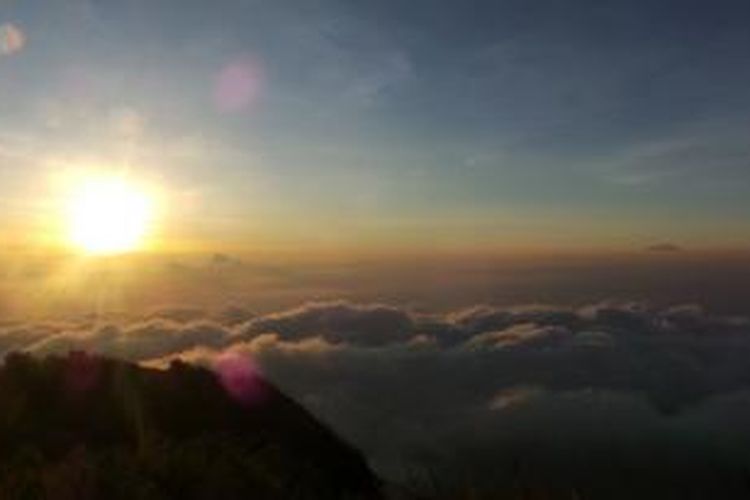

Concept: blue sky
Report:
left=2, top=0, right=750, bottom=251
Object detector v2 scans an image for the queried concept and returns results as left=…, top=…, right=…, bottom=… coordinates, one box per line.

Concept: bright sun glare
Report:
left=66, top=176, right=154, bottom=255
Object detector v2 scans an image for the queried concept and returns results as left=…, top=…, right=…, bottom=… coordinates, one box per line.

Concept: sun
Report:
left=66, top=175, right=154, bottom=255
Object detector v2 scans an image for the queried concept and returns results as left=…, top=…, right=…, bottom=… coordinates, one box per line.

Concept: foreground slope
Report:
left=0, top=351, right=381, bottom=499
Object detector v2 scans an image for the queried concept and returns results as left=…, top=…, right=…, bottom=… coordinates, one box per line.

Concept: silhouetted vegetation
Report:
left=0, top=351, right=381, bottom=499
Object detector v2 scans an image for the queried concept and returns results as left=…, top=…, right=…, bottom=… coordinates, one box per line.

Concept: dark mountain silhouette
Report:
left=0, top=351, right=381, bottom=499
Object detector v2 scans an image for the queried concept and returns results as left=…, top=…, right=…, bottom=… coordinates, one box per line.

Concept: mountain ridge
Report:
left=0, top=351, right=382, bottom=499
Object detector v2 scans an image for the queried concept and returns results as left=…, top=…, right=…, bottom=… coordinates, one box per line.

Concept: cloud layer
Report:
left=6, top=300, right=750, bottom=493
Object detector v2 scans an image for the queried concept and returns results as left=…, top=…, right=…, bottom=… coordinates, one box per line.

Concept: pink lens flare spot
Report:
left=64, top=351, right=101, bottom=395
left=213, top=352, right=267, bottom=407
left=214, top=56, right=263, bottom=112
left=0, top=23, right=25, bottom=56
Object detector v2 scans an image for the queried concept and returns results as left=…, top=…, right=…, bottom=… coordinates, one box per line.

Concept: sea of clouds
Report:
left=5, top=300, right=750, bottom=494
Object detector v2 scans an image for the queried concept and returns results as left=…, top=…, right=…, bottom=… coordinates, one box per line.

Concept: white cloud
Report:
left=9, top=299, right=750, bottom=488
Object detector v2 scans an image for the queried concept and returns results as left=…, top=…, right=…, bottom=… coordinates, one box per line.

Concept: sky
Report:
left=7, top=3, right=750, bottom=494
left=2, top=0, right=750, bottom=254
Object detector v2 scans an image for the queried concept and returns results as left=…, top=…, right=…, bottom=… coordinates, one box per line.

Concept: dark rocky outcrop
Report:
left=0, top=351, right=381, bottom=499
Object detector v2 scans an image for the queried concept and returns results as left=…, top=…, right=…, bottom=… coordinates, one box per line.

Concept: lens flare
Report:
left=214, top=56, right=263, bottom=112
left=213, top=352, right=267, bottom=407
left=0, top=23, right=25, bottom=56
